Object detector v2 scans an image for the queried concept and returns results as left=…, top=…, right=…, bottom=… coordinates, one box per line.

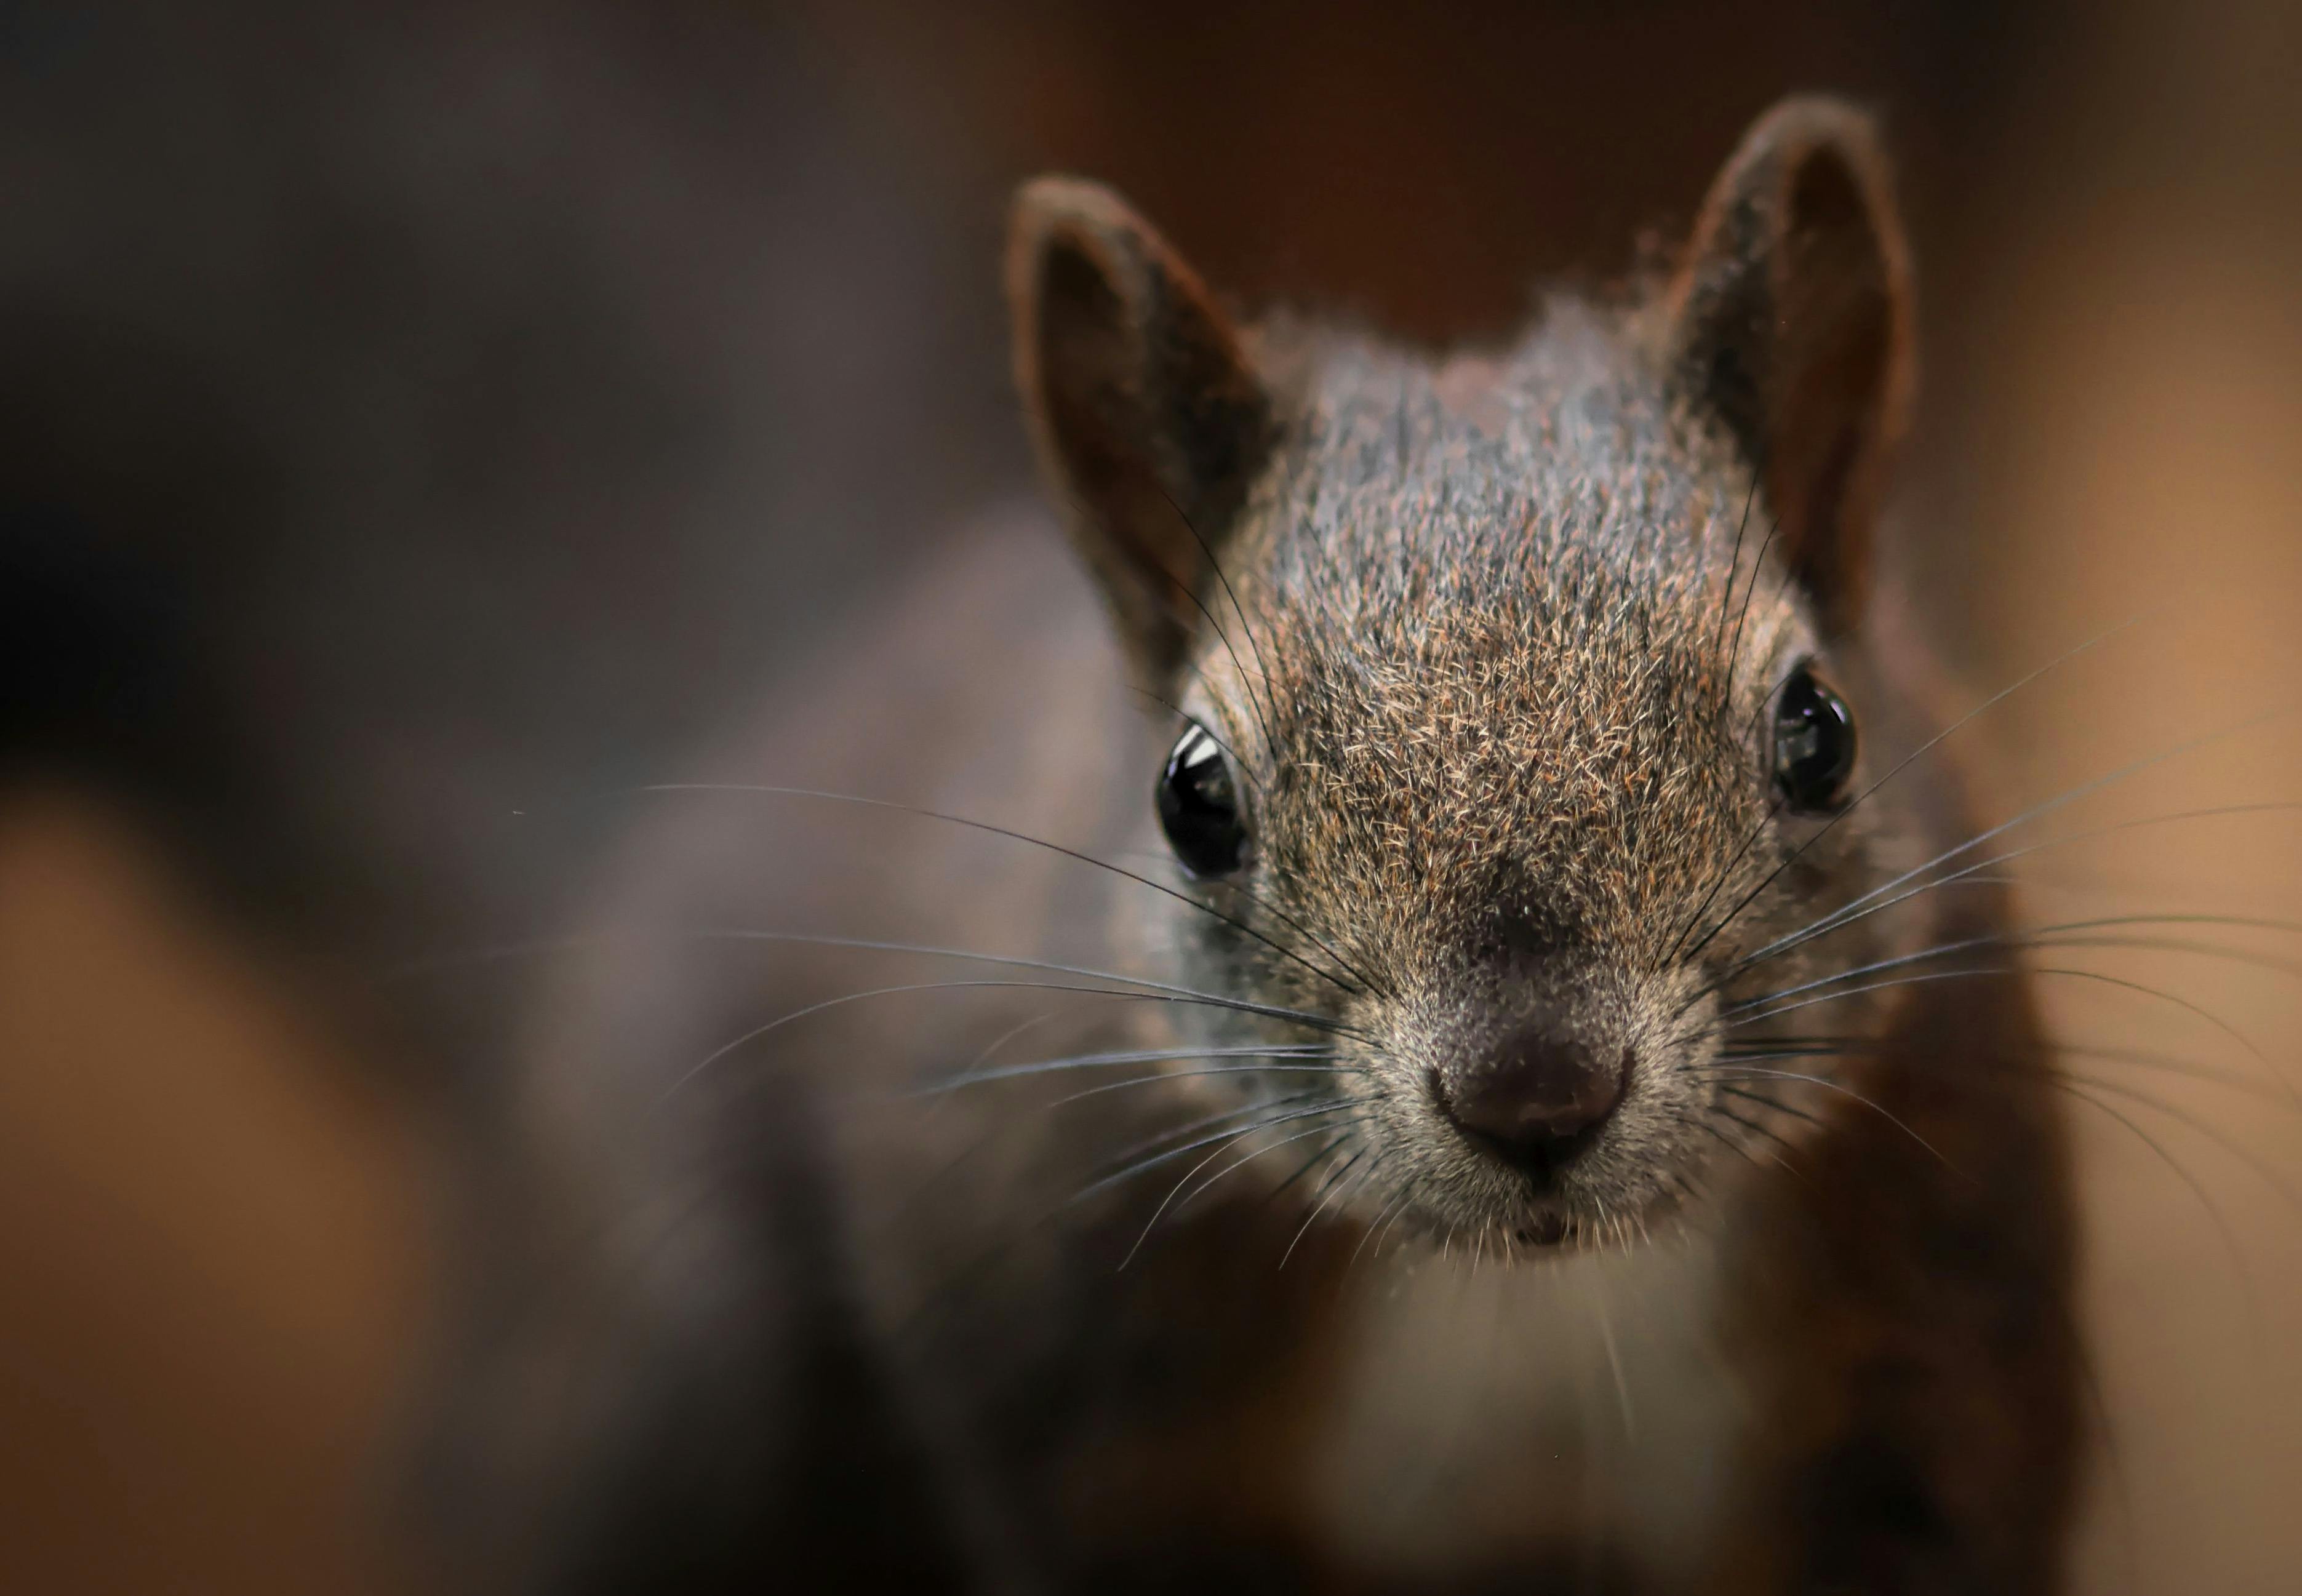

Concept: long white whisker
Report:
left=1116, top=1097, right=1384, bottom=1267
left=917, top=1042, right=1341, bottom=1096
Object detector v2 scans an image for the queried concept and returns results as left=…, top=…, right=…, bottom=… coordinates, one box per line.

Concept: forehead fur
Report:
left=1213, top=298, right=1802, bottom=971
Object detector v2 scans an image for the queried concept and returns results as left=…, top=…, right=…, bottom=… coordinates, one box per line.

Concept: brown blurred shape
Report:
left=0, top=794, right=431, bottom=1595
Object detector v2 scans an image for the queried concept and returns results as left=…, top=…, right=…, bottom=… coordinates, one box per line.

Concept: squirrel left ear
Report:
left=1007, top=178, right=1275, bottom=684
left=1665, top=97, right=1915, bottom=631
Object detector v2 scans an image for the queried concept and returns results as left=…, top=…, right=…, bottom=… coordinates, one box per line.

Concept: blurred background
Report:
left=2, top=1, right=2299, bottom=1590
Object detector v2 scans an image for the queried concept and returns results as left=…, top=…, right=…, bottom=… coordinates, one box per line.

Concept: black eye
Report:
left=1772, top=664, right=1857, bottom=813
left=1157, top=725, right=1249, bottom=878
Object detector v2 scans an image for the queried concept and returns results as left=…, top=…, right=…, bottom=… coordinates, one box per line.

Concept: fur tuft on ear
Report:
left=1665, top=97, right=1915, bottom=630
left=1007, top=178, right=1274, bottom=682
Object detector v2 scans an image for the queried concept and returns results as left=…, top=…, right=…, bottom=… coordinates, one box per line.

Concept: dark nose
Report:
left=1444, top=1025, right=1626, bottom=1176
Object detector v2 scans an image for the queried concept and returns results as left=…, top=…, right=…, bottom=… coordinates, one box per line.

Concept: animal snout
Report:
left=1441, top=1023, right=1627, bottom=1178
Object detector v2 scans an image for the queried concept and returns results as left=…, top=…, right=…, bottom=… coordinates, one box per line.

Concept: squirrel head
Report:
left=1008, top=97, right=1933, bottom=1252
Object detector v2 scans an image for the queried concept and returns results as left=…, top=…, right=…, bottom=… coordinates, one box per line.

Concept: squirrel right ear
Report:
left=1663, top=97, right=1915, bottom=631
left=1007, top=178, right=1275, bottom=681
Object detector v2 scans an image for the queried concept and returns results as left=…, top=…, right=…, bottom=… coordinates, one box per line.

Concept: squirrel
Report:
left=431, top=95, right=2082, bottom=1595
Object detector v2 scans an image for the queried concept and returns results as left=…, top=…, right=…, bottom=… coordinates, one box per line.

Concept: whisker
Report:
left=1713, top=801, right=2302, bottom=1001
left=1133, top=1112, right=1382, bottom=1266
left=1704, top=480, right=1759, bottom=698
left=2023, top=931, right=2302, bottom=986
left=1370, top=1176, right=1420, bottom=1261
left=1663, top=794, right=1783, bottom=970
left=952, top=1008, right=1070, bottom=1077
left=915, top=1005, right=1077, bottom=1128
left=1661, top=1167, right=1714, bottom=1227
left=892, top=1091, right=1356, bottom=1342
left=1716, top=1083, right=1829, bottom=1134
left=1716, top=1039, right=1863, bottom=1058
left=1116, top=1099, right=1383, bottom=1271
left=1076, top=1094, right=1377, bottom=1213
left=1678, top=607, right=2171, bottom=968
left=1147, top=479, right=1286, bottom=755
left=1201, top=875, right=1399, bottom=1003
left=2052, top=1067, right=2302, bottom=1216
left=1130, top=687, right=1268, bottom=796
left=1260, top=1130, right=1357, bottom=1212
left=1715, top=916, right=2302, bottom=1026
left=1661, top=615, right=1801, bottom=975
left=918, top=1042, right=1342, bottom=1096
left=1063, top=1093, right=1332, bottom=1198
left=1690, top=1115, right=1767, bottom=1175
left=662, top=978, right=1327, bottom=1105
left=1093, top=830, right=1385, bottom=997
left=1719, top=963, right=2288, bottom=1102
left=1349, top=1182, right=1418, bottom=1272
left=1283, top=1149, right=1380, bottom=1269
left=2044, top=1076, right=2263, bottom=1346
left=1710, top=1102, right=1804, bottom=1167
left=1686, top=1063, right=1947, bottom=1164
left=2058, top=1042, right=2301, bottom=1111
left=1712, top=777, right=2302, bottom=997
left=1045, top=1061, right=1363, bottom=1109
left=1127, top=480, right=1277, bottom=738
left=636, top=784, right=1369, bottom=999
left=681, top=928, right=1359, bottom=1032
left=1178, top=1115, right=1377, bottom=1218
left=1717, top=514, right=1782, bottom=727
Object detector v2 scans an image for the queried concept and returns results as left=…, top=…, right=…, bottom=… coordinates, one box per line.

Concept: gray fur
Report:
left=438, top=97, right=2079, bottom=1595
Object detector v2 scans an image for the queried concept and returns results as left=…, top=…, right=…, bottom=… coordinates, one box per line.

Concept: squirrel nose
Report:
left=1444, top=1026, right=1626, bottom=1176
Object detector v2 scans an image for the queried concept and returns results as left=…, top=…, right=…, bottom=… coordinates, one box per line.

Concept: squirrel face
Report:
left=1010, top=99, right=1923, bottom=1251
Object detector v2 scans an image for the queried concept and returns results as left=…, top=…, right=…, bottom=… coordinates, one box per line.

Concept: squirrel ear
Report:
left=1665, top=97, right=1914, bottom=629
left=1007, top=178, right=1274, bottom=680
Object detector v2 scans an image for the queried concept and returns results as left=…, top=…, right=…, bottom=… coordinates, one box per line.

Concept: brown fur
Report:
left=439, top=96, right=2081, bottom=1594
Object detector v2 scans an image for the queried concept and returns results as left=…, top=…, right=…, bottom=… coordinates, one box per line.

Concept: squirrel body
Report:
left=444, top=97, right=2082, bottom=1594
